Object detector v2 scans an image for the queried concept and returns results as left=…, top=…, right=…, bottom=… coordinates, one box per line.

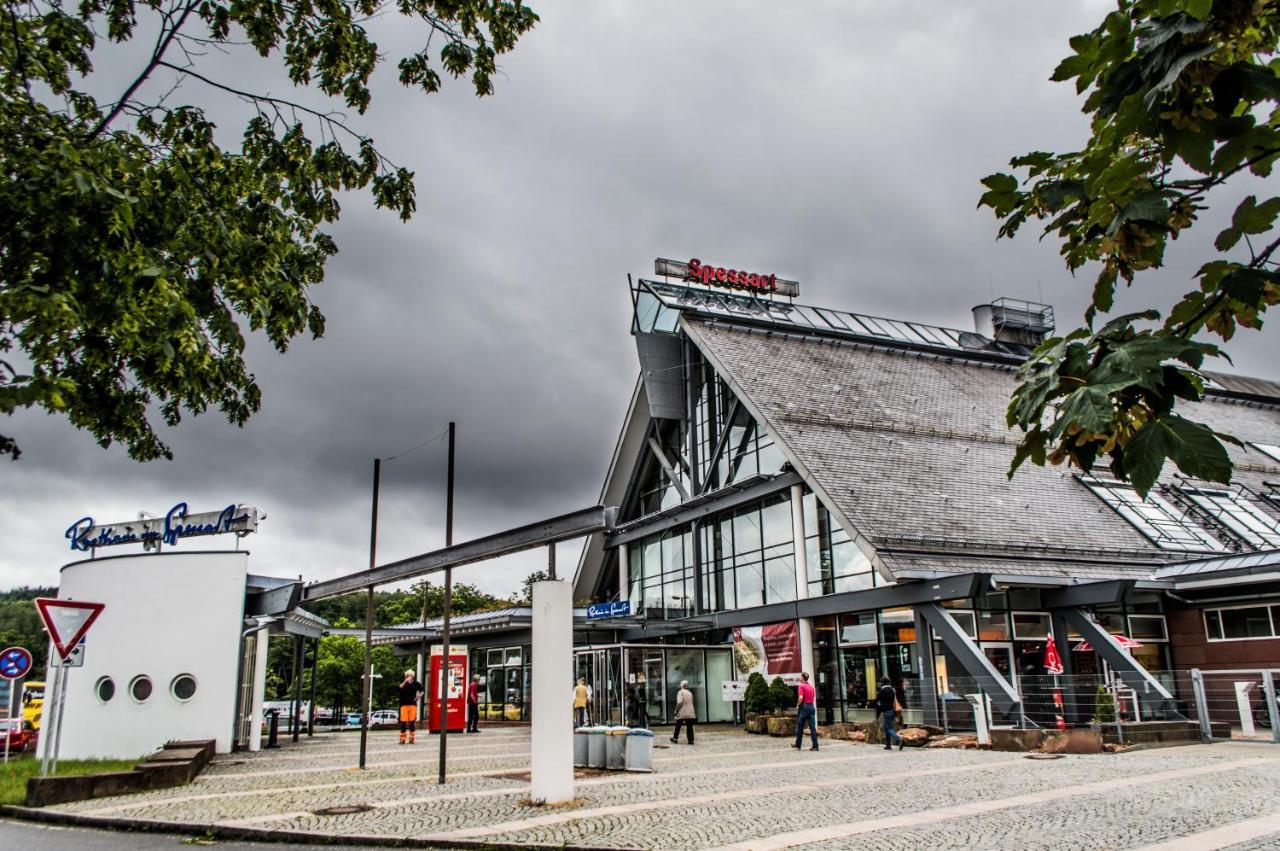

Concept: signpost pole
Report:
left=50, top=658, right=69, bottom=774
left=437, top=421, right=455, bottom=786
left=3, top=681, right=13, bottom=763
left=40, top=662, right=60, bottom=775
left=358, top=458, right=380, bottom=770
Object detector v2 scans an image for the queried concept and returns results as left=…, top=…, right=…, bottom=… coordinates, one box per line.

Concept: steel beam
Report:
left=618, top=573, right=986, bottom=640
left=607, top=471, right=803, bottom=547
left=303, top=505, right=617, bottom=602
left=647, top=437, right=690, bottom=502
left=1042, top=580, right=1134, bottom=609
left=245, top=582, right=301, bottom=617
left=1060, top=608, right=1176, bottom=717
left=916, top=603, right=1022, bottom=718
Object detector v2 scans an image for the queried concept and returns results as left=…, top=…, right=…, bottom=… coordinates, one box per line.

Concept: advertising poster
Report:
left=427, top=644, right=468, bottom=733
left=731, top=621, right=802, bottom=685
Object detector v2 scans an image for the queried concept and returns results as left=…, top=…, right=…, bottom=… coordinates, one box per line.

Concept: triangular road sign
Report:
left=34, top=598, right=104, bottom=659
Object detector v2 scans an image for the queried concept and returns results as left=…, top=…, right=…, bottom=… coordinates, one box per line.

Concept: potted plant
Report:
left=1090, top=685, right=1116, bottom=731
left=766, top=677, right=798, bottom=736
left=743, top=673, right=770, bottom=733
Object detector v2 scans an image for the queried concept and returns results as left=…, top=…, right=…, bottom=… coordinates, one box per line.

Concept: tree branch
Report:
left=86, top=0, right=200, bottom=140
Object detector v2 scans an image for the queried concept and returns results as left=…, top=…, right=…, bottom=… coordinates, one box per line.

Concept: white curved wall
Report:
left=55, top=551, right=248, bottom=760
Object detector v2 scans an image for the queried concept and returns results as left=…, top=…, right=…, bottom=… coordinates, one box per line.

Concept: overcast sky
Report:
left=4, top=1, right=1277, bottom=598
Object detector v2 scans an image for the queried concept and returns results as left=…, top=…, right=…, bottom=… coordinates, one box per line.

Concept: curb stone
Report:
left=0, top=805, right=625, bottom=851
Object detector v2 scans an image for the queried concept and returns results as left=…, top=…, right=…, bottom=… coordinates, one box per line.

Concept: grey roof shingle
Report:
left=685, top=319, right=1280, bottom=581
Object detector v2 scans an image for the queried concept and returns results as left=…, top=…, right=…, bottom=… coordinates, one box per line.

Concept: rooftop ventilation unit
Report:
left=972, top=298, right=1055, bottom=347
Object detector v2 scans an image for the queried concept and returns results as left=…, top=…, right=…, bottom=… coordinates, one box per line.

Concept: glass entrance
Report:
left=983, top=642, right=1015, bottom=686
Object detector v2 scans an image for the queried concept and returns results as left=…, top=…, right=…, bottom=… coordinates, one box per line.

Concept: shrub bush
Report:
left=1094, top=686, right=1117, bottom=724
left=768, top=676, right=796, bottom=713
left=744, top=672, right=770, bottom=715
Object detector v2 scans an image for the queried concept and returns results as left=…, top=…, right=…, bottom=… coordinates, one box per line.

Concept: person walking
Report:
left=573, top=677, right=590, bottom=727
left=398, top=670, right=424, bottom=745
left=875, top=676, right=904, bottom=751
left=671, top=680, right=695, bottom=744
left=791, top=672, right=819, bottom=751
left=466, top=674, right=481, bottom=734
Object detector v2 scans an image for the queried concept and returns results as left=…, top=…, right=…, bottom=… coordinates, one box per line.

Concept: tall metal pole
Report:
left=308, top=638, right=318, bottom=736
left=50, top=660, right=69, bottom=775
left=3, top=682, right=14, bottom=764
left=291, top=635, right=303, bottom=743
left=40, top=662, right=60, bottom=775
left=359, top=458, right=381, bottom=770
left=437, top=422, right=455, bottom=785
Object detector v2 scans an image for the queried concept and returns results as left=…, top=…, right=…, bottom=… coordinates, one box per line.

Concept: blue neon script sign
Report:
left=65, top=502, right=258, bottom=552
left=586, top=601, right=632, bottom=620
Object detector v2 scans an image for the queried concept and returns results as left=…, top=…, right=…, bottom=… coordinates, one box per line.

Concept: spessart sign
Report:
left=731, top=622, right=802, bottom=685
left=654, top=257, right=800, bottom=298
left=64, top=502, right=260, bottom=552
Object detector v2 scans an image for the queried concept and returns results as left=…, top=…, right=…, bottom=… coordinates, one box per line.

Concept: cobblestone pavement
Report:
left=40, top=727, right=1280, bottom=849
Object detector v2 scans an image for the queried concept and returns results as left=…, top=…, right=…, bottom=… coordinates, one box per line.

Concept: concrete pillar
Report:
left=248, top=630, right=270, bottom=752
left=790, top=484, right=816, bottom=677
left=531, top=579, right=573, bottom=804
left=617, top=542, right=629, bottom=603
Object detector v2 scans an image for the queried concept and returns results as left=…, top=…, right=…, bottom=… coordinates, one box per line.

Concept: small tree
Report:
left=744, top=672, right=770, bottom=715
left=1094, top=685, right=1117, bottom=724
left=768, top=677, right=796, bottom=714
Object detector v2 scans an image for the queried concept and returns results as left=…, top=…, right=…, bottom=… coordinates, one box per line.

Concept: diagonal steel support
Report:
left=303, top=505, right=617, bottom=602
left=916, top=603, right=1021, bottom=719
left=647, top=437, right=690, bottom=502
left=1060, top=608, right=1176, bottom=718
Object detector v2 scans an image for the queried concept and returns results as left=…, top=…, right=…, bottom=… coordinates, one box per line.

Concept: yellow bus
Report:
left=22, top=681, right=44, bottom=730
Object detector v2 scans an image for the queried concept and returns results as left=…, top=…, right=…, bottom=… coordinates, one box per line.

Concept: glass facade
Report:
left=470, top=645, right=531, bottom=722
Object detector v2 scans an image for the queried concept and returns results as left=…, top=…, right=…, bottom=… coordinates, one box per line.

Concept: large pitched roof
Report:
left=684, top=317, right=1280, bottom=580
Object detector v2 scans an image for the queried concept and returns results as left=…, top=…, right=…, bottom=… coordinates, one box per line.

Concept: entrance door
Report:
left=983, top=643, right=1015, bottom=689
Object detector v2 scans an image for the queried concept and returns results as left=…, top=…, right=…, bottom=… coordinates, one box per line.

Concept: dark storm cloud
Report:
left=5, top=1, right=1277, bottom=596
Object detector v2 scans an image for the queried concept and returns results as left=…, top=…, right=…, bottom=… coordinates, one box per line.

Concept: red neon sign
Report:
left=686, top=258, right=777, bottom=293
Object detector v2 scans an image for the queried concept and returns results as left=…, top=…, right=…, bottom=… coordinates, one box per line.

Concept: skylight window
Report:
left=1179, top=488, right=1280, bottom=550
left=1252, top=443, right=1280, bottom=465
left=1081, top=477, right=1227, bottom=552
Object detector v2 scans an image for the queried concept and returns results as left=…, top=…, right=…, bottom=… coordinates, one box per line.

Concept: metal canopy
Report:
left=303, top=505, right=617, bottom=602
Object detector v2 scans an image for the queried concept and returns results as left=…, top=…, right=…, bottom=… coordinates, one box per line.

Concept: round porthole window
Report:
left=129, top=675, right=153, bottom=703
left=95, top=676, right=115, bottom=704
left=171, top=674, right=197, bottom=702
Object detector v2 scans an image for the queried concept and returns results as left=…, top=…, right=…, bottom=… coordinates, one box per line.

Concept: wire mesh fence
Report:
left=1184, top=669, right=1280, bottom=742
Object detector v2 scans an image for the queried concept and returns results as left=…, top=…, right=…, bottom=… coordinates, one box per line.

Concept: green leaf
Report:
left=1122, top=414, right=1232, bottom=496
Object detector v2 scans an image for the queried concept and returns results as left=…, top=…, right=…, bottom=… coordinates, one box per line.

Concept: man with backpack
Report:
left=875, top=676, right=905, bottom=751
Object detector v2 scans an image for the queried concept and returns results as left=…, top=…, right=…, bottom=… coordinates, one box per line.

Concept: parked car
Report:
left=344, top=712, right=363, bottom=728
left=3, top=717, right=38, bottom=753
left=369, top=710, right=399, bottom=727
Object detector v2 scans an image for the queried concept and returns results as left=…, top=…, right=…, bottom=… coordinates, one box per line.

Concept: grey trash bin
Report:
left=606, top=726, right=629, bottom=770
left=587, top=726, right=608, bottom=768
left=624, top=728, right=654, bottom=772
left=573, top=727, right=590, bottom=767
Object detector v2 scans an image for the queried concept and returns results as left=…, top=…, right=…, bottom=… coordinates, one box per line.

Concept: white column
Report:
left=617, top=542, right=630, bottom=603
left=248, top=630, right=270, bottom=752
left=790, top=484, right=816, bottom=677
left=531, top=579, right=574, bottom=804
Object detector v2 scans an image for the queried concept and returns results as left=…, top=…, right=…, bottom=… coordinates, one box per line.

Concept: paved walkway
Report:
left=34, top=727, right=1280, bottom=849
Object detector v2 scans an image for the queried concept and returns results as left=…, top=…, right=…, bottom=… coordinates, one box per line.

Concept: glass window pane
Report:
left=1205, top=611, right=1223, bottom=640
left=486, top=649, right=504, bottom=667
left=1128, top=615, right=1167, bottom=641
left=765, top=555, right=797, bottom=603
left=505, top=647, right=522, bottom=666
left=880, top=608, right=916, bottom=644
left=1012, top=613, right=1050, bottom=639
left=761, top=499, right=792, bottom=548
left=950, top=610, right=978, bottom=639
left=976, top=611, right=1009, bottom=641
left=735, top=560, right=764, bottom=608
left=831, top=541, right=870, bottom=577
left=733, top=509, right=762, bottom=555
left=840, top=613, right=878, bottom=646
left=1220, top=606, right=1275, bottom=639
left=833, top=571, right=874, bottom=593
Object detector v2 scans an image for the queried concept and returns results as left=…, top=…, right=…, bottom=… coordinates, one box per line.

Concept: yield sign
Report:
left=34, top=598, right=104, bottom=659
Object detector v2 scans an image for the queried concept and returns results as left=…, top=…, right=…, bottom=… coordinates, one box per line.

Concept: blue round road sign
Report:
left=0, top=646, right=33, bottom=680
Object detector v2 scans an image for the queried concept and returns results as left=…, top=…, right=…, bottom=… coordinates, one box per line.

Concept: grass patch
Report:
left=0, top=755, right=141, bottom=805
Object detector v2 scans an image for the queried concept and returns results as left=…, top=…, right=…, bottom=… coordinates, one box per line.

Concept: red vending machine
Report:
left=427, top=645, right=468, bottom=733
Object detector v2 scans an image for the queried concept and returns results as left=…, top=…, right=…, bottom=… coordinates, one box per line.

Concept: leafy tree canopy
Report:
left=0, top=0, right=538, bottom=461
left=981, top=0, right=1280, bottom=496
